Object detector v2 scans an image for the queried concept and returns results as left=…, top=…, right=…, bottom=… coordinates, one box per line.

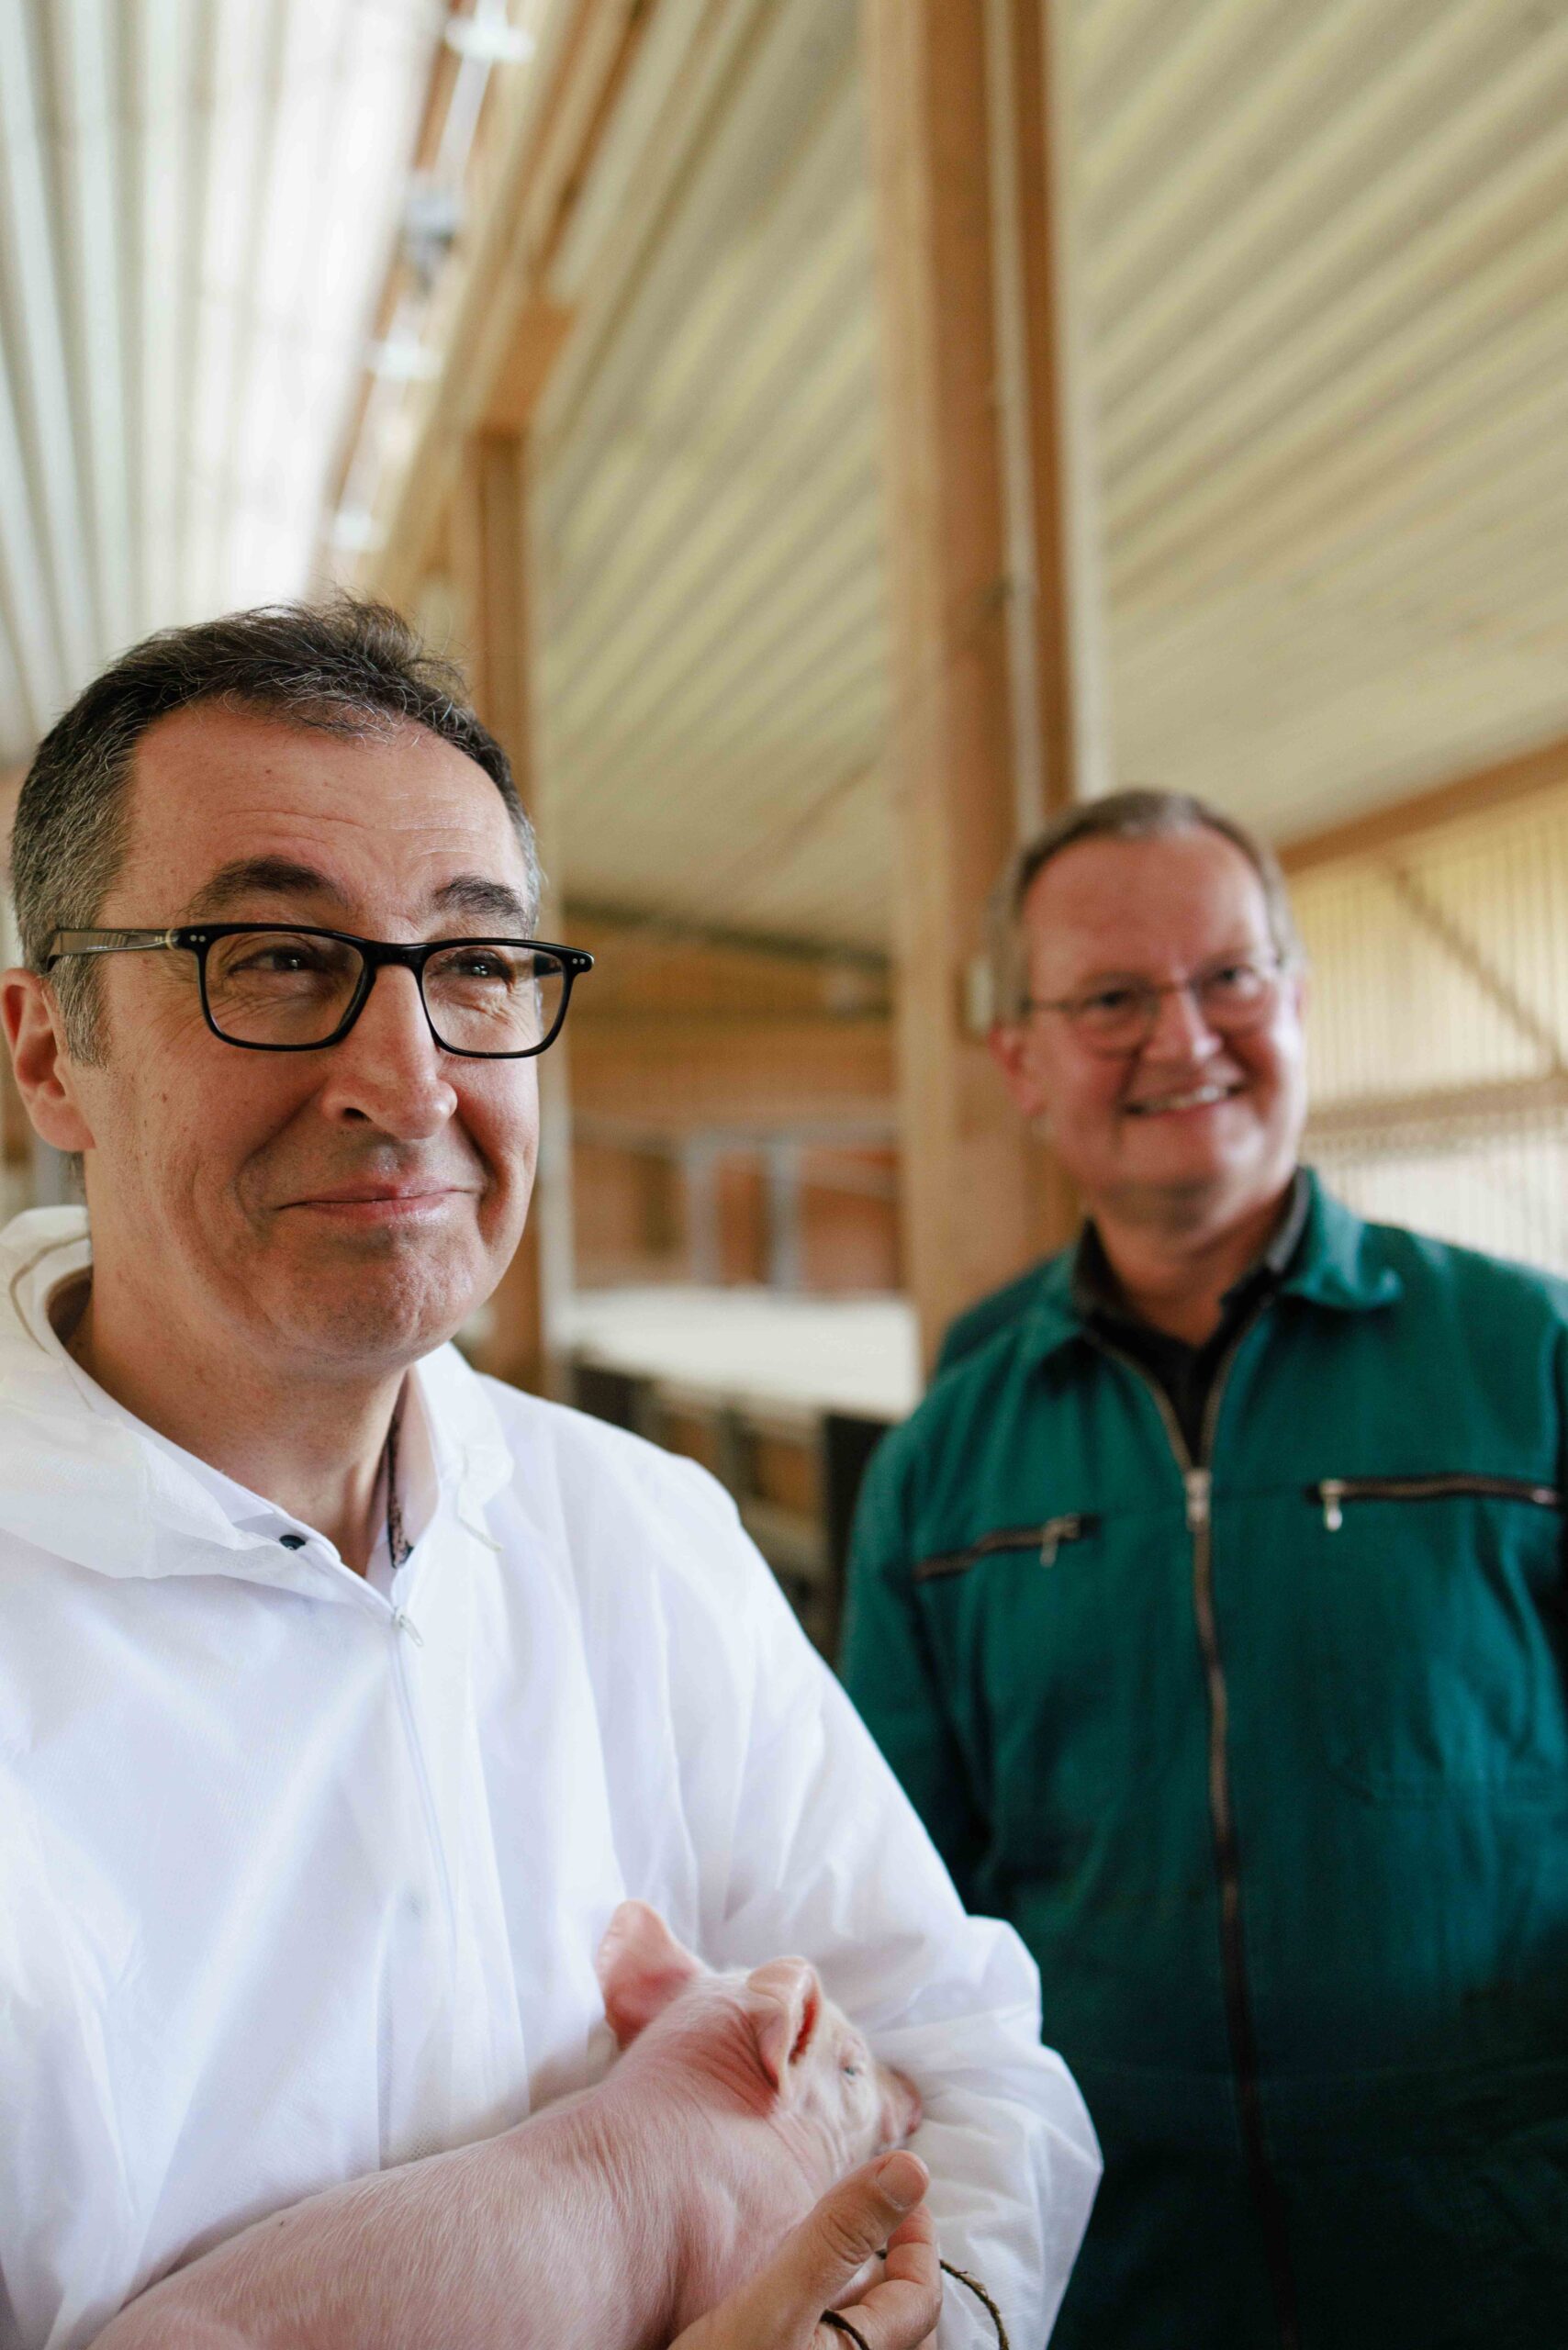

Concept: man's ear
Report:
left=743, top=1957, right=822, bottom=2095
left=1286, top=963, right=1309, bottom=1023
left=595, top=1902, right=703, bottom=2049
left=988, top=1018, right=1049, bottom=1125
left=1, top=970, right=95, bottom=1153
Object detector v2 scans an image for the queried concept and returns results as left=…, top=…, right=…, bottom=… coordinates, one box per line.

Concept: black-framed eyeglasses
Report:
left=42, top=925, right=595, bottom=1058
left=1021, top=954, right=1288, bottom=1057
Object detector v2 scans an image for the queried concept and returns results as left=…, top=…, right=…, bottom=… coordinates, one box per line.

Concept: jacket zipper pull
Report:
left=1039, top=1514, right=1080, bottom=1568
left=1184, top=1469, right=1212, bottom=1532
left=1319, top=1480, right=1345, bottom=1533
left=391, top=1607, right=425, bottom=1647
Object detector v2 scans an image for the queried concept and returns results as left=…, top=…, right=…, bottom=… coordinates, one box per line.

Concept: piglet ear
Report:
left=743, top=1957, right=822, bottom=2096
left=595, top=1902, right=703, bottom=2049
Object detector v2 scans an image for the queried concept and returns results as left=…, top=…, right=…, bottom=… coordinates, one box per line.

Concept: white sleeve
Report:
left=659, top=1465, right=1101, bottom=2349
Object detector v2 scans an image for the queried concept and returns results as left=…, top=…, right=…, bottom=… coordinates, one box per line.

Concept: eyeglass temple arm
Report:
left=43, top=929, right=180, bottom=963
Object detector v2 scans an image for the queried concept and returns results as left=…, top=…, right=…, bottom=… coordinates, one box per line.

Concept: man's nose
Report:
left=316, top=966, right=459, bottom=1138
left=1142, top=979, right=1225, bottom=1060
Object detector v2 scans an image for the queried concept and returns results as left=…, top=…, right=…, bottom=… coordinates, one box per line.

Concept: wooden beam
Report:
left=1307, top=1068, right=1568, bottom=1147
left=571, top=1013, right=894, bottom=1133
left=447, top=426, right=555, bottom=1394
left=566, top=897, right=890, bottom=977
left=472, top=431, right=532, bottom=773
left=993, top=0, right=1108, bottom=822
left=484, top=300, right=577, bottom=434
left=1280, top=731, right=1568, bottom=875
left=864, top=0, right=1092, bottom=1364
left=369, top=0, right=657, bottom=611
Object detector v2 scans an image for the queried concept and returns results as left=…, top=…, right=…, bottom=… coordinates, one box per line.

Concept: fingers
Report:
left=668, top=2153, right=937, bottom=2350
left=774, top=2153, right=930, bottom=2329
left=824, top=2192, right=943, bottom=2350
left=801, top=2154, right=930, bottom=2300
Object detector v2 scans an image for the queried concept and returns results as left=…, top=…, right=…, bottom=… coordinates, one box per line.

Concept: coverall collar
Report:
left=0, top=1206, right=514, bottom=1592
left=1021, top=1166, right=1400, bottom=1371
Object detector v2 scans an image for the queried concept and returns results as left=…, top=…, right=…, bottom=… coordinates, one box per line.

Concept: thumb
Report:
left=781, top=2154, right=931, bottom=2309
left=667, top=2155, right=934, bottom=2350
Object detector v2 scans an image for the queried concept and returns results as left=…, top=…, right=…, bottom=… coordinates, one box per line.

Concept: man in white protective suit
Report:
left=0, top=600, right=1099, bottom=2350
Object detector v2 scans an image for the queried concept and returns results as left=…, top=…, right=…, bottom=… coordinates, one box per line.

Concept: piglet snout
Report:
left=876, top=2064, right=923, bottom=2149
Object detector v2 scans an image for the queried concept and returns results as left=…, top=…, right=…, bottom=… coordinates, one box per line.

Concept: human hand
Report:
left=669, top=2151, right=940, bottom=2350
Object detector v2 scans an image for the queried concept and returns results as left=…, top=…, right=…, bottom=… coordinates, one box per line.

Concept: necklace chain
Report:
left=385, top=1410, right=410, bottom=1572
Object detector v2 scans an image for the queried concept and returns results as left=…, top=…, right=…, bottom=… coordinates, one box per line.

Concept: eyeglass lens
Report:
left=1076, top=964, right=1277, bottom=1049
left=201, top=932, right=566, bottom=1054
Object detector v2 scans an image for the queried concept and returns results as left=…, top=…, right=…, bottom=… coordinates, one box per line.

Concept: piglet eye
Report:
left=842, top=2059, right=862, bottom=2078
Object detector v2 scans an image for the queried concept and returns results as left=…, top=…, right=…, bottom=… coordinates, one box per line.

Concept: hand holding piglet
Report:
left=671, top=2149, right=940, bottom=2350
left=89, top=1903, right=931, bottom=2350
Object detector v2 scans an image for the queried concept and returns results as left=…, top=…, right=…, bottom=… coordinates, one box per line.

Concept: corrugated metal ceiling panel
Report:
left=535, top=0, right=1568, bottom=955
left=532, top=0, right=891, bottom=953
left=1084, top=0, right=1568, bottom=834
left=0, top=0, right=436, bottom=765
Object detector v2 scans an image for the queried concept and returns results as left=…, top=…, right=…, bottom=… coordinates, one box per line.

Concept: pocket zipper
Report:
left=913, top=1513, right=1097, bottom=1582
left=1309, top=1472, right=1562, bottom=1533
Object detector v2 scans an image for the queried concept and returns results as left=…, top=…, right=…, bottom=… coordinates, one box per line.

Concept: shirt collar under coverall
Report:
left=0, top=1207, right=1099, bottom=2350
left=1070, top=1170, right=1312, bottom=1459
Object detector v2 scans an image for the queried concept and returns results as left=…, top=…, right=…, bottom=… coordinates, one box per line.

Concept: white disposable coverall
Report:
left=0, top=1208, right=1099, bottom=2350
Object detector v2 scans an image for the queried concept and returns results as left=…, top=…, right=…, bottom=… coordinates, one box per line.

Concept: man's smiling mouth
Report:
left=1124, top=1082, right=1241, bottom=1116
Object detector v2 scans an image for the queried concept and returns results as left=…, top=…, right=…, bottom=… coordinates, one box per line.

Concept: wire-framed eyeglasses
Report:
left=43, top=925, right=595, bottom=1058
left=1021, top=954, right=1288, bottom=1056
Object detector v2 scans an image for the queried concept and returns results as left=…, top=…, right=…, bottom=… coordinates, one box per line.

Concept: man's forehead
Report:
left=123, top=700, right=526, bottom=895
left=1023, top=829, right=1271, bottom=968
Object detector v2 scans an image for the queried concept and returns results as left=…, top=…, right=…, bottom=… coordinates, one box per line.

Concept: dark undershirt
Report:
left=1070, top=1170, right=1310, bottom=1461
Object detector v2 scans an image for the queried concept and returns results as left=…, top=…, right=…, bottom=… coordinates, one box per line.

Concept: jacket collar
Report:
left=0, top=1208, right=514, bottom=1589
left=1019, top=1166, right=1399, bottom=1370
left=1275, top=1166, right=1403, bottom=1311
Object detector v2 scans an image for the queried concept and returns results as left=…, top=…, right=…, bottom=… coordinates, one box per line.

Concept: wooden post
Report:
left=450, top=428, right=570, bottom=1396
left=864, top=0, right=1100, bottom=1364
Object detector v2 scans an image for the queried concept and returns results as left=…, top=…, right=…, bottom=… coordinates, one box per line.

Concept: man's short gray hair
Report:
left=11, top=598, right=538, bottom=1063
left=990, top=787, right=1302, bottom=1019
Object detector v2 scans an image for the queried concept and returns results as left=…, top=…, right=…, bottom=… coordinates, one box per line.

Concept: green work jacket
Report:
left=842, top=1173, right=1568, bottom=2350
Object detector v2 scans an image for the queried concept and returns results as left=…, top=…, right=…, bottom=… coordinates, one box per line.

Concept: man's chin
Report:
left=260, top=1256, right=492, bottom=1372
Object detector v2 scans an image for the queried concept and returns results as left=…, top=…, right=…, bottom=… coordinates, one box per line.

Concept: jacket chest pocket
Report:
left=913, top=1515, right=1098, bottom=1583
left=1304, top=1473, right=1568, bottom=1803
left=913, top=1510, right=1204, bottom=1855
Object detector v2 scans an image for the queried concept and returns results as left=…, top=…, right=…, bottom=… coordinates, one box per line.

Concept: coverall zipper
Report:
left=913, top=1513, right=1098, bottom=1580
left=1094, top=1323, right=1301, bottom=2350
left=1310, top=1472, right=1561, bottom=1531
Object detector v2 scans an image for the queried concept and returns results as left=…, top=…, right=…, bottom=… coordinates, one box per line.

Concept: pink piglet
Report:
left=90, top=1901, right=924, bottom=2350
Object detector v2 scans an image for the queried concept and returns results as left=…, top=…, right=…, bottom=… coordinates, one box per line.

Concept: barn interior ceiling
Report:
left=523, top=0, right=1568, bottom=954
left=4, top=0, right=1568, bottom=966
left=0, top=0, right=443, bottom=767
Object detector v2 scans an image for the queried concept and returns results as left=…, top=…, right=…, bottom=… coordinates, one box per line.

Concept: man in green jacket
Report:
left=842, top=788, right=1568, bottom=2349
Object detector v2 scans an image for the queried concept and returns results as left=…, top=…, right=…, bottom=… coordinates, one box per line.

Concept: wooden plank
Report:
left=1280, top=732, right=1568, bottom=875
left=446, top=426, right=554, bottom=1394
left=370, top=0, right=657, bottom=610
left=1307, top=1068, right=1568, bottom=1147
left=474, top=431, right=532, bottom=777
left=864, top=0, right=1085, bottom=1364
left=570, top=1012, right=894, bottom=1131
left=484, top=300, right=577, bottom=434
left=1005, top=0, right=1104, bottom=817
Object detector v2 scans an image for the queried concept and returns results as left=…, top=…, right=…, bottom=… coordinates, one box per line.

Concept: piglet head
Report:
left=743, top=1956, right=922, bottom=2170
left=595, top=1902, right=920, bottom=2177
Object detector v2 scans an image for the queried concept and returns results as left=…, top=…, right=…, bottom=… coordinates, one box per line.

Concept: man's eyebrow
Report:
left=180, top=864, right=533, bottom=932
left=184, top=858, right=340, bottom=919
left=1070, top=940, right=1271, bottom=986
left=430, top=876, right=534, bottom=931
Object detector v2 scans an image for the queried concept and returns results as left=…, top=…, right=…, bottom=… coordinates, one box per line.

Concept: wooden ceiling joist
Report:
left=866, top=0, right=1093, bottom=1357
left=369, top=0, right=659, bottom=612
left=1280, top=726, right=1568, bottom=875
